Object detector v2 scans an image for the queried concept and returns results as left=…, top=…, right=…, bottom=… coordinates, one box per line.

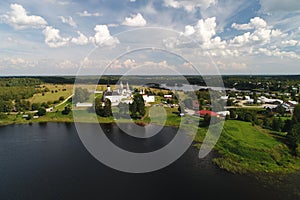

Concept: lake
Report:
left=0, top=123, right=299, bottom=200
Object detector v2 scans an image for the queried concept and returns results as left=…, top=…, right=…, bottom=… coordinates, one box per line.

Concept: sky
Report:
left=0, top=0, right=300, bottom=75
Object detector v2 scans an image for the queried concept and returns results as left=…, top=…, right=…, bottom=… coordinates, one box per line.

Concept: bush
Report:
left=31, top=103, right=41, bottom=111
left=37, top=108, right=46, bottom=116
left=62, top=106, right=71, bottom=115
left=41, top=102, right=49, bottom=108
left=230, top=110, right=237, bottom=119
left=59, top=96, right=65, bottom=101
left=26, top=114, right=32, bottom=120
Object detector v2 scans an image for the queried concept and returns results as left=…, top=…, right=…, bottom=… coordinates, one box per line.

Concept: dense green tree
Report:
left=31, top=103, right=41, bottom=111
left=203, top=114, right=211, bottom=126
left=287, top=124, right=300, bottom=155
left=263, top=117, right=272, bottom=129
left=292, top=105, right=300, bottom=123
left=37, top=108, right=46, bottom=116
left=59, top=96, right=65, bottom=101
left=226, top=99, right=235, bottom=106
left=15, top=100, right=30, bottom=111
left=276, top=105, right=286, bottom=116
left=287, top=105, right=300, bottom=155
left=94, top=97, right=103, bottom=116
left=272, top=118, right=284, bottom=132
left=282, top=119, right=292, bottom=132
left=62, top=106, right=71, bottom=115
left=253, top=92, right=258, bottom=104
left=94, top=97, right=112, bottom=117
left=102, top=99, right=113, bottom=117
left=130, top=94, right=145, bottom=118
left=244, top=112, right=253, bottom=122
left=41, top=102, right=50, bottom=108
left=0, top=101, right=13, bottom=112
left=230, top=110, right=237, bottom=119
left=26, top=114, right=32, bottom=120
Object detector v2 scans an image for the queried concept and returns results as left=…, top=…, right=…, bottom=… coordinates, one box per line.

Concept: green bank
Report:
left=195, top=120, right=300, bottom=174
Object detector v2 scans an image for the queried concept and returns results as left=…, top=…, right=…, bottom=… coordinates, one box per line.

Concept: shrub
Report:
left=59, top=96, right=65, bottom=101
left=37, top=108, right=46, bottom=116
left=62, top=106, right=71, bottom=115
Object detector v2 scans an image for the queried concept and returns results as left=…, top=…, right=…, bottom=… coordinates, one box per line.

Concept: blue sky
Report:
left=0, top=0, right=300, bottom=75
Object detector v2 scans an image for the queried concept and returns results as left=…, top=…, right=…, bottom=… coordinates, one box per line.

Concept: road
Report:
left=54, top=94, right=74, bottom=108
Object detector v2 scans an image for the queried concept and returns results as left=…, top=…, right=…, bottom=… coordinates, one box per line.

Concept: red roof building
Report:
left=194, top=110, right=219, bottom=117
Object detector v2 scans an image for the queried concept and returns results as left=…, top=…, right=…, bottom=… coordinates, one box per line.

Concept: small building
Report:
left=46, top=107, right=54, bottom=112
left=244, top=96, right=251, bottom=100
left=164, top=94, right=172, bottom=99
left=259, top=96, right=283, bottom=105
left=194, top=110, right=219, bottom=118
left=143, top=94, right=155, bottom=103
left=217, top=111, right=230, bottom=117
left=220, top=96, right=229, bottom=100
left=246, top=99, right=262, bottom=104
left=76, top=102, right=93, bottom=107
left=264, top=105, right=278, bottom=109
left=287, top=100, right=298, bottom=107
left=22, top=115, right=29, bottom=118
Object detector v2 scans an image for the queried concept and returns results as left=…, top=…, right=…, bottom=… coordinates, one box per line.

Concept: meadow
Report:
left=29, top=84, right=74, bottom=104
left=195, top=120, right=300, bottom=174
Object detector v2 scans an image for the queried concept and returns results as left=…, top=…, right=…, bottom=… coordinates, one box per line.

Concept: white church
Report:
left=102, top=82, right=155, bottom=106
left=102, top=81, right=132, bottom=106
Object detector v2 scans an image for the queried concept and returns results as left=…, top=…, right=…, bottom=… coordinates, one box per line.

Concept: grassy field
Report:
left=29, top=84, right=73, bottom=104
left=194, top=120, right=300, bottom=174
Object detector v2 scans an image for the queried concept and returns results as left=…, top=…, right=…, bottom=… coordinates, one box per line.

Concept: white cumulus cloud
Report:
left=77, top=10, right=102, bottom=17
left=163, top=0, right=217, bottom=12
left=122, top=13, right=147, bottom=27
left=90, top=25, right=119, bottom=47
left=232, top=17, right=267, bottom=30
left=71, top=31, right=89, bottom=45
left=1, top=4, right=47, bottom=30
left=59, top=16, right=77, bottom=28
left=165, top=17, right=224, bottom=50
left=230, top=17, right=285, bottom=46
left=193, top=17, right=217, bottom=43
left=282, top=40, right=299, bottom=46
left=42, top=26, right=70, bottom=48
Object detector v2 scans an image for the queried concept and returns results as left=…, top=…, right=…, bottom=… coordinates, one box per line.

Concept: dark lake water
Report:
left=0, top=123, right=299, bottom=200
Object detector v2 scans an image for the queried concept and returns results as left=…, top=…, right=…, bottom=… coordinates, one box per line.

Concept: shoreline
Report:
left=1, top=116, right=300, bottom=177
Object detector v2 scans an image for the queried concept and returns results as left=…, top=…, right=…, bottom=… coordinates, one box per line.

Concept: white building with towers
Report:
left=102, top=81, right=132, bottom=106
